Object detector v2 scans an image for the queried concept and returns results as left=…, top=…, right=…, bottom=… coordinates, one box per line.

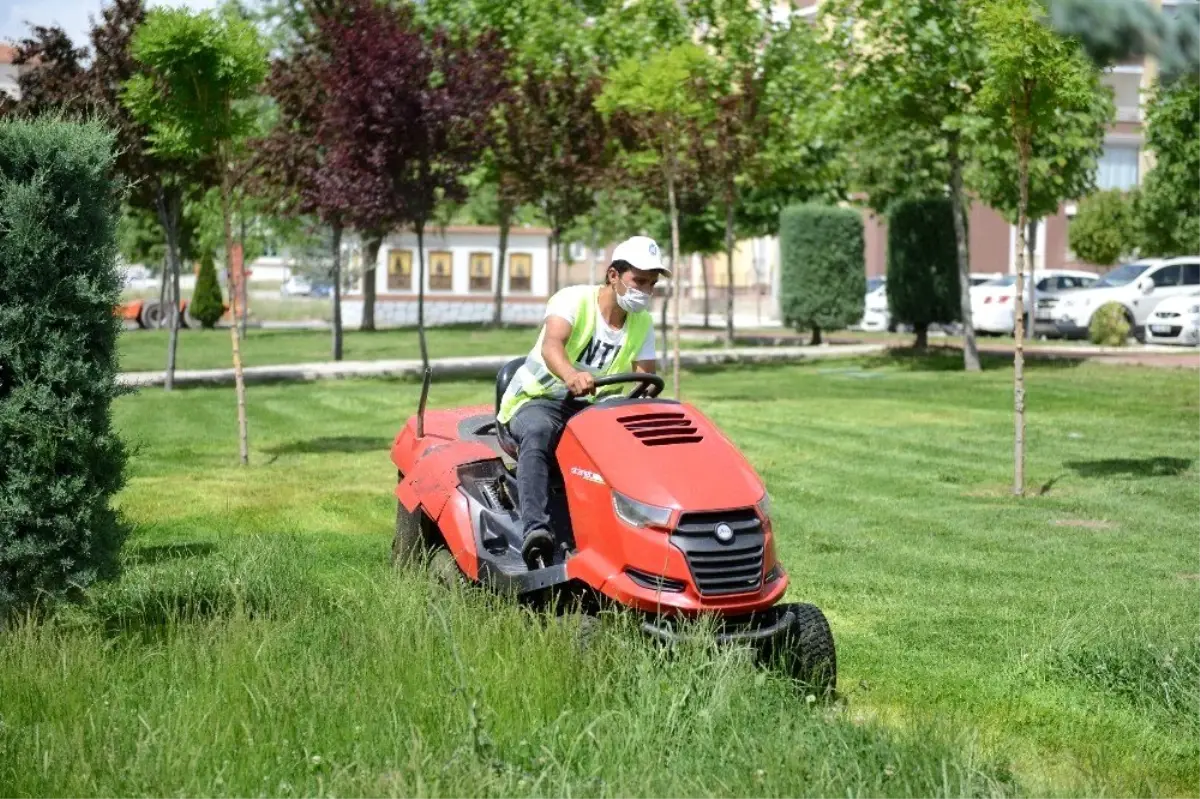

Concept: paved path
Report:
left=117, top=343, right=888, bottom=388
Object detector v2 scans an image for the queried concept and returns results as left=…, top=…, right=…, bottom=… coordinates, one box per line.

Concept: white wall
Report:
left=370, top=229, right=551, bottom=298
left=0, top=64, right=21, bottom=100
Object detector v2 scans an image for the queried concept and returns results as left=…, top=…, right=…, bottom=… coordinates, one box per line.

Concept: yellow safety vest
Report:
left=498, top=285, right=653, bottom=424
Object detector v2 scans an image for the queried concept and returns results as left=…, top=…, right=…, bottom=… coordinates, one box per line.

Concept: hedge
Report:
left=0, top=117, right=129, bottom=617
left=887, top=198, right=961, bottom=347
left=779, top=204, right=865, bottom=344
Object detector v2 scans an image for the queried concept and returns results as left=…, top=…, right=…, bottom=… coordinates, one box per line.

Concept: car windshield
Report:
left=1094, top=263, right=1149, bottom=287
left=866, top=277, right=885, bottom=293
left=981, top=276, right=1016, bottom=288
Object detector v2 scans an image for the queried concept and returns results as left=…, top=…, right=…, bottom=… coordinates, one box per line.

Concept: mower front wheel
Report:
left=391, top=498, right=425, bottom=568
left=761, top=602, right=837, bottom=696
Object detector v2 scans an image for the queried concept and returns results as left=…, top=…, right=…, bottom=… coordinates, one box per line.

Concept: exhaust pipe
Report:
left=416, top=366, right=432, bottom=438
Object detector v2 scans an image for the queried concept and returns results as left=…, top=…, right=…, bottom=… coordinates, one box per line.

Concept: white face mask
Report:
left=616, top=282, right=651, bottom=313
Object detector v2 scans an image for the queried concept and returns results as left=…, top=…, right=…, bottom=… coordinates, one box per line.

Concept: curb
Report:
left=117, top=344, right=888, bottom=389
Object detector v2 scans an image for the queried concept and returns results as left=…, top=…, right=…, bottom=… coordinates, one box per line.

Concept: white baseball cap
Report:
left=611, top=235, right=671, bottom=276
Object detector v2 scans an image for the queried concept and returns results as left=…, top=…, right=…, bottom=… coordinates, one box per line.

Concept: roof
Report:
left=393, top=225, right=553, bottom=237
left=0, top=44, right=16, bottom=65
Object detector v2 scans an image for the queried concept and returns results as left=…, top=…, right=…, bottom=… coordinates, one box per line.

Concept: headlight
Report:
left=612, top=491, right=672, bottom=528
left=756, top=491, right=772, bottom=520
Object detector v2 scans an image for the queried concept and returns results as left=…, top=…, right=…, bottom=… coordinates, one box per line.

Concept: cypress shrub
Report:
left=779, top=204, right=865, bottom=344
left=887, top=198, right=962, bottom=349
left=0, top=118, right=129, bottom=618
left=190, top=251, right=225, bottom=328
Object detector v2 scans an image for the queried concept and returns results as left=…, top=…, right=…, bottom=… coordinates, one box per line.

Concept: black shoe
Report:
left=521, top=529, right=555, bottom=570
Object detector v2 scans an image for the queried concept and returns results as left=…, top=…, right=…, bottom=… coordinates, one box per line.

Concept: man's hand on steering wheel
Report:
left=564, top=370, right=596, bottom=397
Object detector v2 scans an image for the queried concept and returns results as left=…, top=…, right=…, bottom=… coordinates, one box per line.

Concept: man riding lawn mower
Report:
left=389, top=236, right=837, bottom=691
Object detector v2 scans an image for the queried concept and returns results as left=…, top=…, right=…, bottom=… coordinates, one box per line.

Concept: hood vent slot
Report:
left=616, top=411, right=703, bottom=447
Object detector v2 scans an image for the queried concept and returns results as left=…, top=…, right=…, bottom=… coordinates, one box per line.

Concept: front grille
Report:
left=1037, top=297, right=1059, bottom=309
left=1155, top=312, right=1182, bottom=319
left=617, top=411, right=703, bottom=447
left=1149, top=325, right=1183, bottom=337
left=671, top=509, right=764, bottom=596
left=625, top=567, right=686, bottom=593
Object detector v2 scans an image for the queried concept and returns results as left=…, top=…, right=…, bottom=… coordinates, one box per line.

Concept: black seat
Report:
left=495, top=357, right=525, bottom=458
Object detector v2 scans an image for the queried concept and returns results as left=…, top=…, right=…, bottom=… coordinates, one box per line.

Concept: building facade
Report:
left=340, top=225, right=554, bottom=327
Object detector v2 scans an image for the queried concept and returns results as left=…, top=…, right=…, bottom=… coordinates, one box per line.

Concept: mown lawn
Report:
left=118, top=325, right=723, bottom=372
left=2, top=355, right=1197, bottom=797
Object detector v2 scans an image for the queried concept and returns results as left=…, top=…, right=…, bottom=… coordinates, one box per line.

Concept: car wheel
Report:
left=139, top=300, right=164, bottom=329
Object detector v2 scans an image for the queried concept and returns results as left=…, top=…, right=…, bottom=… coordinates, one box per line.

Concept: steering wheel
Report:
left=571, top=372, right=665, bottom=402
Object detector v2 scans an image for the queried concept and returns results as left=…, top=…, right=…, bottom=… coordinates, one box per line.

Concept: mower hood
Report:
left=560, top=400, right=767, bottom=515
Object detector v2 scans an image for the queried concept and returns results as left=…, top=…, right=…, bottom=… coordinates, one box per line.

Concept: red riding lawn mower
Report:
left=389, top=360, right=837, bottom=691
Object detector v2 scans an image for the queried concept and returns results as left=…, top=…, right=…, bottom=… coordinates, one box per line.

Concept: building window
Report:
left=1096, top=142, right=1140, bottom=190
left=387, top=249, right=412, bottom=291
left=509, top=253, right=532, bottom=292
left=429, top=251, right=453, bottom=291
left=469, top=252, right=493, bottom=292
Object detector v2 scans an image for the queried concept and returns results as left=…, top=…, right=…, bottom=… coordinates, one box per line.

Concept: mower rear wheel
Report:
left=427, top=548, right=463, bottom=589
left=391, top=498, right=425, bottom=568
left=763, top=602, right=837, bottom=696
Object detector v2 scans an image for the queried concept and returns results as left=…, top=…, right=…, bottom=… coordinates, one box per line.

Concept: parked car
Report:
left=859, top=276, right=890, bottom=332
left=969, top=269, right=1099, bottom=336
left=1053, top=256, right=1200, bottom=340
left=281, top=275, right=313, bottom=297
left=1143, top=290, right=1200, bottom=346
left=310, top=282, right=334, bottom=298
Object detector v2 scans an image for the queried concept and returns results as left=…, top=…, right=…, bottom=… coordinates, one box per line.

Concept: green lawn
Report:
left=118, top=326, right=717, bottom=372
left=2, top=356, right=1197, bottom=797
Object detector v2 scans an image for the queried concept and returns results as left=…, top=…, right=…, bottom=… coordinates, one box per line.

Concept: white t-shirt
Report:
left=546, top=285, right=657, bottom=376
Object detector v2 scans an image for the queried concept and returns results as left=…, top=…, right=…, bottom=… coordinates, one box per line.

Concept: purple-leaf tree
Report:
left=316, top=0, right=508, bottom=368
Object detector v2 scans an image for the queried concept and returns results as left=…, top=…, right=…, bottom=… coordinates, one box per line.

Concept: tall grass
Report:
left=1, top=535, right=1014, bottom=798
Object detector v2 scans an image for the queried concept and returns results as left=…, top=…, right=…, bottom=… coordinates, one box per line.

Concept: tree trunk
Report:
left=724, top=194, right=735, bottom=346
left=331, top=223, right=344, bottom=361
left=660, top=282, right=669, bottom=364
left=551, top=230, right=562, bottom=295
left=700, top=254, right=710, bottom=328
left=667, top=173, right=681, bottom=399
left=810, top=324, right=822, bottom=346
left=361, top=232, right=382, bottom=332
left=1026, top=218, right=1038, bottom=336
left=416, top=220, right=429, bottom=370
left=548, top=232, right=559, bottom=294
left=237, top=208, right=248, bottom=341
left=914, top=321, right=928, bottom=351
left=157, top=254, right=168, bottom=319
left=493, top=205, right=511, bottom=327
left=1013, top=130, right=1031, bottom=498
left=947, top=133, right=981, bottom=373
left=156, top=186, right=183, bottom=392
left=221, top=165, right=250, bottom=466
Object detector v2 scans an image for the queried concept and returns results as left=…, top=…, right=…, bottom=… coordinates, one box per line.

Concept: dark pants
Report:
left=507, top=399, right=580, bottom=539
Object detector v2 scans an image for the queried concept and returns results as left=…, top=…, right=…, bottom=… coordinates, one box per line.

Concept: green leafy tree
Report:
left=1069, top=189, right=1139, bottom=266
left=887, top=198, right=961, bottom=350
left=1046, top=0, right=1199, bottom=85
left=124, top=7, right=269, bottom=465
left=190, top=251, right=226, bottom=329
left=971, top=0, right=1101, bottom=497
left=821, top=0, right=986, bottom=372
left=1136, top=75, right=1200, bottom=257
left=0, top=118, right=129, bottom=617
left=779, top=204, right=865, bottom=345
left=598, top=42, right=715, bottom=398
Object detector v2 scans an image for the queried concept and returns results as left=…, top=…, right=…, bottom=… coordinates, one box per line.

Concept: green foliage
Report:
left=779, top=204, right=865, bottom=333
left=1070, top=189, right=1139, bottom=266
left=190, top=251, right=225, bottom=329
left=1046, top=0, right=1200, bottom=86
left=886, top=198, right=961, bottom=331
left=1089, top=302, right=1131, bottom=346
left=123, top=7, right=268, bottom=162
left=968, top=0, right=1111, bottom=223
left=1136, top=75, right=1200, bottom=257
left=0, top=118, right=129, bottom=616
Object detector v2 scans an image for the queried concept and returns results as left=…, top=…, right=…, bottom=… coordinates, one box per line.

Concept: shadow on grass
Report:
left=126, top=541, right=216, bottom=566
left=1065, top=457, right=1194, bottom=479
left=266, top=435, right=388, bottom=455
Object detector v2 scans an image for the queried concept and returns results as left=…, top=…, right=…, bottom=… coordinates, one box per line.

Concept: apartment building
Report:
left=787, top=0, right=1189, bottom=276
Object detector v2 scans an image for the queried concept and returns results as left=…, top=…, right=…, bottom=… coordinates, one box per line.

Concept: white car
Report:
left=970, top=269, right=1099, bottom=335
left=859, top=276, right=890, bottom=331
left=1143, top=290, right=1200, bottom=346
left=1053, top=256, right=1200, bottom=340
left=280, top=275, right=314, bottom=297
